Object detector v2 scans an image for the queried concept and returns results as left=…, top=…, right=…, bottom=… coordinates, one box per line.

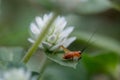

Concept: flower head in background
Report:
left=0, top=68, right=36, bottom=80
left=28, top=13, right=76, bottom=51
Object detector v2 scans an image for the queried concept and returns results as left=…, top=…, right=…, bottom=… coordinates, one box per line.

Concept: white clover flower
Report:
left=28, top=13, right=76, bottom=51
left=1, top=68, right=36, bottom=80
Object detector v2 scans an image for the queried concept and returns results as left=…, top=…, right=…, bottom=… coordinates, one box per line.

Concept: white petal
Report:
left=35, top=16, right=43, bottom=28
left=43, top=14, right=49, bottom=23
left=29, top=31, right=38, bottom=39
left=3, top=68, right=31, bottom=80
left=63, top=37, right=76, bottom=47
left=28, top=38, right=35, bottom=43
left=56, top=17, right=66, bottom=28
left=54, top=16, right=67, bottom=33
left=59, top=27, right=74, bottom=38
left=50, top=38, right=67, bottom=50
left=43, top=13, right=53, bottom=23
left=42, top=41, right=52, bottom=49
left=50, top=43, right=61, bottom=50
left=30, top=23, right=40, bottom=35
left=56, top=27, right=74, bottom=43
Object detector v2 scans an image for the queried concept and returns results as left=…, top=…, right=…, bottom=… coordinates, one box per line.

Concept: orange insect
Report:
left=60, top=28, right=97, bottom=61
left=60, top=45, right=82, bottom=61
left=60, top=29, right=96, bottom=61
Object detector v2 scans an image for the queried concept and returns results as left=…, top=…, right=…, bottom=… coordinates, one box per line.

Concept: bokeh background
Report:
left=0, top=0, right=120, bottom=80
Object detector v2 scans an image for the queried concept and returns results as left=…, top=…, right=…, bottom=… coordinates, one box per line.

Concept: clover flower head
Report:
left=28, top=13, right=76, bottom=51
left=0, top=68, right=36, bottom=80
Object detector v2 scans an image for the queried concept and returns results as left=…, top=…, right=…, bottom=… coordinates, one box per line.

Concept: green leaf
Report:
left=94, top=52, right=119, bottom=67
left=0, top=47, right=24, bottom=63
left=27, top=50, right=79, bottom=72
left=47, top=53, right=78, bottom=69
left=93, top=52, right=119, bottom=73
left=82, top=54, right=103, bottom=73
left=43, top=63, right=87, bottom=80
left=82, top=52, right=119, bottom=74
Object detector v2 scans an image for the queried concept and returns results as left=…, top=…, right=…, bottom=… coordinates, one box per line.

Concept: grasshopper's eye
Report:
left=78, top=51, right=81, bottom=54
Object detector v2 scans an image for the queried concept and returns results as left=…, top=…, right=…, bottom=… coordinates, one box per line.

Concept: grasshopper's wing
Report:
left=60, top=45, right=71, bottom=53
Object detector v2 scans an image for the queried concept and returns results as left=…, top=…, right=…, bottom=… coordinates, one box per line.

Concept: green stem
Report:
left=37, top=56, right=48, bottom=80
left=22, top=12, right=58, bottom=64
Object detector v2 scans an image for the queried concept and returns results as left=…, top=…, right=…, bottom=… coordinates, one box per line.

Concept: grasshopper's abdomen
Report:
left=63, top=51, right=81, bottom=61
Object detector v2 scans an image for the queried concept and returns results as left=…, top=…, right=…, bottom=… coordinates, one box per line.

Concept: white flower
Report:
left=28, top=13, right=76, bottom=51
left=1, top=68, right=36, bottom=80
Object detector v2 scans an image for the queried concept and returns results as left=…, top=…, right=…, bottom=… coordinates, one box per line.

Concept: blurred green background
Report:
left=0, top=0, right=120, bottom=80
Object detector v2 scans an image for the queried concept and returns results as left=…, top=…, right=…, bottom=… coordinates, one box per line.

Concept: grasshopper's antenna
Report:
left=81, top=28, right=97, bottom=53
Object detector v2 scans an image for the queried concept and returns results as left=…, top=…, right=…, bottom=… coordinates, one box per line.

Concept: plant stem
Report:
left=22, top=12, right=58, bottom=64
left=37, top=55, right=48, bottom=80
